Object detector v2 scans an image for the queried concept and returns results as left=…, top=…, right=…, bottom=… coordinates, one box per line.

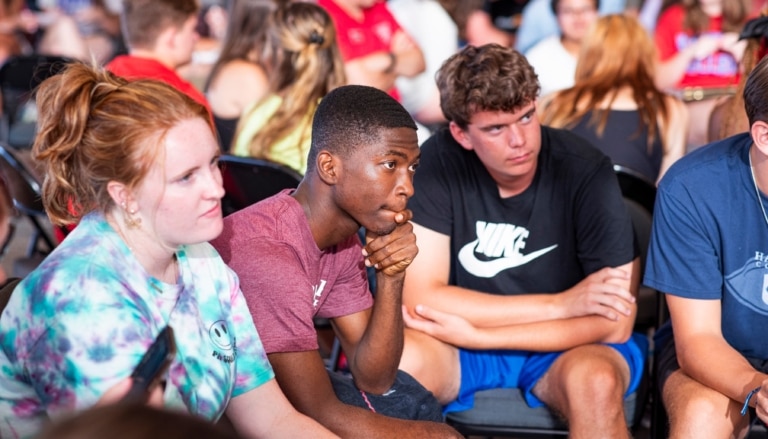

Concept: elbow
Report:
left=654, top=71, right=681, bottom=92
left=353, top=371, right=398, bottom=395
left=401, top=55, right=426, bottom=78
left=414, top=58, right=426, bottom=76
left=601, top=320, right=634, bottom=345
left=604, top=330, right=632, bottom=345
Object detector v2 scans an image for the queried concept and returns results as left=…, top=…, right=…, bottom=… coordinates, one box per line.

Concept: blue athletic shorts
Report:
left=443, top=332, right=648, bottom=414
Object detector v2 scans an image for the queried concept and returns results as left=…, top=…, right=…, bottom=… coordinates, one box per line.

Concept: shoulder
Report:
left=221, top=194, right=286, bottom=235
left=541, top=125, right=602, bottom=157
left=216, top=60, right=268, bottom=89
left=219, top=192, right=302, bottom=243
left=662, top=94, right=689, bottom=123
left=208, top=61, right=269, bottom=117
left=213, top=194, right=301, bottom=261
left=525, top=35, right=560, bottom=57
left=521, top=0, right=551, bottom=19
left=419, top=127, right=464, bottom=163
left=182, top=240, right=223, bottom=261
left=238, top=94, right=282, bottom=128
left=540, top=126, right=612, bottom=175
left=660, top=133, right=749, bottom=189
left=657, top=4, right=685, bottom=25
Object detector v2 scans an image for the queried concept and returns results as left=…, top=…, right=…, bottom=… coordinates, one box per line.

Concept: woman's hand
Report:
left=96, top=377, right=164, bottom=407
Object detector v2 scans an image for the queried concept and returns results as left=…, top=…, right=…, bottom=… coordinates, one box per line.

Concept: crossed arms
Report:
left=402, top=223, right=639, bottom=351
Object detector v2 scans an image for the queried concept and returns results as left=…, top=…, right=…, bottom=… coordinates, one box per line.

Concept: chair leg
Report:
left=650, top=389, right=668, bottom=439
left=328, top=337, right=342, bottom=372
left=24, top=229, right=38, bottom=258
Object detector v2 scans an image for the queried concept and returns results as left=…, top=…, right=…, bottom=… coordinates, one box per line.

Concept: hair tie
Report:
left=740, top=16, right=768, bottom=41
left=309, top=30, right=324, bottom=45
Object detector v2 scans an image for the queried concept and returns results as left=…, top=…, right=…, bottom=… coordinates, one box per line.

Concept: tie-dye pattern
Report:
left=0, top=212, right=274, bottom=438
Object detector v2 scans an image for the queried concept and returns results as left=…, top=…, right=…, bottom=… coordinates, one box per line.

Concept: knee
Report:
left=565, top=360, right=626, bottom=410
left=662, top=376, right=745, bottom=435
left=665, top=387, right=735, bottom=428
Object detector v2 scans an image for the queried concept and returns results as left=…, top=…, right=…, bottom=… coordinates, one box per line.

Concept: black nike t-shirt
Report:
left=409, top=125, right=635, bottom=296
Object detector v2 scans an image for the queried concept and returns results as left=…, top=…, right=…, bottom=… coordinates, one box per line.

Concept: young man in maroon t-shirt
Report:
left=212, top=85, right=460, bottom=438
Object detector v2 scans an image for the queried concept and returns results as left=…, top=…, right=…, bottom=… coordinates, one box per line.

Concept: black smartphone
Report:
left=121, top=325, right=177, bottom=404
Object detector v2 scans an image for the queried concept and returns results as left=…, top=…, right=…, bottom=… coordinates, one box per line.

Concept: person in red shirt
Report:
left=654, top=0, right=752, bottom=151
left=107, top=0, right=211, bottom=117
left=318, top=0, right=425, bottom=102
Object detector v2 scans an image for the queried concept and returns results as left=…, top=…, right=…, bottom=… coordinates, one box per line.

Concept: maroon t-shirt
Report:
left=211, top=190, right=373, bottom=353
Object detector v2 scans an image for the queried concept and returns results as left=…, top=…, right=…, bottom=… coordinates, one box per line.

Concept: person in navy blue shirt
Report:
left=645, top=54, right=768, bottom=437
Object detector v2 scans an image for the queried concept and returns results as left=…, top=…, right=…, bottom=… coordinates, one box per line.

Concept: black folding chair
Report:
left=218, top=155, right=302, bottom=217
left=0, top=143, right=55, bottom=268
left=0, top=54, right=72, bottom=149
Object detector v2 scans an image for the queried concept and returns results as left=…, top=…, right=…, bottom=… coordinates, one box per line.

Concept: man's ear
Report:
left=753, top=120, right=768, bottom=156
left=315, top=150, right=339, bottom=185
left=153, top=25, right=176, bottom=53
left=449, top=121, right=474, bottom=151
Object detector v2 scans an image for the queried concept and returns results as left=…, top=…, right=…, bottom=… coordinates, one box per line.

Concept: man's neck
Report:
left=106, top=211, right=178, bottom=283
left=129, top=48, right=178, bottom=71
left=491, top=165, right=537, bottom=198
left=332, top=0, right=364, bottom=20
left=292, top=181, right=361, bottom=251
left=700, top=3, right=722, bottom=17
left=560, top=37, right=582, bottom=58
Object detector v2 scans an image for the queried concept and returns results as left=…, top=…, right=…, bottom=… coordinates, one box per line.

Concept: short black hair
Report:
left=308, top=85, right=416, bottom=173
left=550, top=0, right=600, bottom=15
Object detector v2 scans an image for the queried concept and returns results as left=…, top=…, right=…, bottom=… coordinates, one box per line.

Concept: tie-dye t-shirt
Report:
left=0, top=212, right=274, bottom=439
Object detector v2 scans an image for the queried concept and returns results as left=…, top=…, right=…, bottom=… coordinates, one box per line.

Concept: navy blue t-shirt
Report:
left=645, top=133, right=768, bottom=358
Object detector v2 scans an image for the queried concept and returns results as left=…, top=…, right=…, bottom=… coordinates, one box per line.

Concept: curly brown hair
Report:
left=437, top=44, right=540, bottom=129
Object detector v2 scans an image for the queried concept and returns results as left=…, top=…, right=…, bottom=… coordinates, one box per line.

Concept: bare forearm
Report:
left=655, top=49, right=695, bottom=90
left=350, top=273, right=405, bottom=392
left=345, top=56, right=397, bottom=91
left=678, top=335, right=767, bottom=404
left=404, top=283, right=565, bottom=328
left=315, top=403, right=458, bottom=439
left=464, top=312, right=635, bottom=351
left=226, top=380, right=338, bottom=439
left=392, top=48, right=425, bottom=78
left=259, top=409, right=338, bottom=439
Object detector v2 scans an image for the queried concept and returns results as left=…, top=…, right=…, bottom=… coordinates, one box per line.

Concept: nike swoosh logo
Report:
left=458, top=240, right=558, bottom=278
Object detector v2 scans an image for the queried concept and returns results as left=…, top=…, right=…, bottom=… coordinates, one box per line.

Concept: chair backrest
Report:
left=219, top=155, right=302, bottom=216
left=0, top=277, right=21, bottom=315
left=0, top=143, right=57, bottom=261
left=0, top=143, right=44, bottom=216
left=0, top=54, right=73, bottom=149
left=613, top=164, right=657, bottom=214
left=613, top=164, right=671, bottom=439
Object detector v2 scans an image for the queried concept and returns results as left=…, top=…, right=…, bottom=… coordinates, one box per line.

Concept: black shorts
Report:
left=328, top=369, right=444, bottom=422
